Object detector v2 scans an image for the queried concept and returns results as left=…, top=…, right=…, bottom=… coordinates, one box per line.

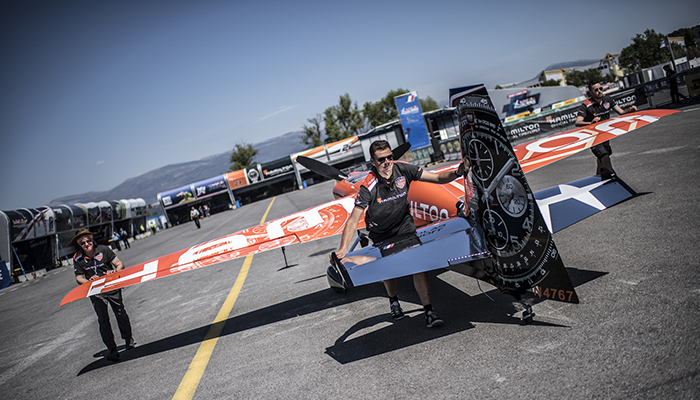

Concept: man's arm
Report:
left=575, top=114, right=600, bottom=126
left=614, top=104, right=637, bottom=115
left=334, top=206, right=364, bottom=260
left=111, top=257, right=125, bottom=272
left=419, top=161, right=468, bottom=184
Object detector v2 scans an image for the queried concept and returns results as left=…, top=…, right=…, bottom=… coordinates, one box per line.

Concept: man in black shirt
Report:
left=334, top=140, right=467, bottom=328
left=72, top=229, right=135, bottom=361
left=575, top=80, right=637, bottom=178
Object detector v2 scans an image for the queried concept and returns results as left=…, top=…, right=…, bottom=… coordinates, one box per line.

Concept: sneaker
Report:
left=125, top=338, right=137, bottom=350
left=390, top=301, right=405, bottom=320
left=105, top=349, right=120, bottom=362
left=425, top=310, right=444, bottom=328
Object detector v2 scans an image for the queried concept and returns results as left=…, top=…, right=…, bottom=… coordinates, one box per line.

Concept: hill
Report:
left=48, top=131, right=307, bottom=207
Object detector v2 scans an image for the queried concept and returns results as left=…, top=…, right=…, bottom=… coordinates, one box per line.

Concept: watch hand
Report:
left=482, top=157, right=514, bottom=203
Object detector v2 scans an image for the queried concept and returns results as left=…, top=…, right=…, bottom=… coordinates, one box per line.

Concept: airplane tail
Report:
left=449, top=84, right=579, bottom=305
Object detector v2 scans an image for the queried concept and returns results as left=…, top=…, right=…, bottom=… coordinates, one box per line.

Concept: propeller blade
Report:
left=296, top=156, right=348, bottom=180
left=393, top=142, right=411, bottom=160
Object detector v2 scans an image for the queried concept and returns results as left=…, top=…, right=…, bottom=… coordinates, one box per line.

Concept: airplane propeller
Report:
left=296, top=142, right=412, bottom=181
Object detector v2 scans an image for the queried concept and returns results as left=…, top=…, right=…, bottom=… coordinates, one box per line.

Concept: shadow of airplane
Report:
left=78, top=267, right=603, bottom=374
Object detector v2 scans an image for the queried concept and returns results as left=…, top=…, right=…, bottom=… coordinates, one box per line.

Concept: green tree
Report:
left=362, top=89, right=440, bottom=130
left=300, top=113, right=324, bottom=149
left=540, top=79, right=561, bottom=87
left=619, top=29, right=667, bottom=71
left=323, top=93, right=364, bottom=143
left=362, top=88, right=409, bottom=129
left=419, top=96, right=439, bottom=112
left=228, top=142, right=259, bottom=171
left=565, top=68, right=606, bottom=87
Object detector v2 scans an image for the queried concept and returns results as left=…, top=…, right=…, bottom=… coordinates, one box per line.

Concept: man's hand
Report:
left=331, top=249, right=346, bottom=263
left=628, top=105, right=637, bottom=113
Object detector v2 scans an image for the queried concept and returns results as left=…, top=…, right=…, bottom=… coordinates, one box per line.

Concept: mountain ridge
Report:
left=48, top=130, right=307, bottom=207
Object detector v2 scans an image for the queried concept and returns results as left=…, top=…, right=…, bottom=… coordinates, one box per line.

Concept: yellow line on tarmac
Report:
left=173, top=197, right=276, bottom=400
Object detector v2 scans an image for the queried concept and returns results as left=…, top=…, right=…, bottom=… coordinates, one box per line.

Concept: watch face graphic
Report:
left=483, top=209, right=508, bottom=250
left=450, top=85, right=578, bottom=304
left=497, top=175, right=527, bottom=218
left=467, top=138, right=494, bottom=181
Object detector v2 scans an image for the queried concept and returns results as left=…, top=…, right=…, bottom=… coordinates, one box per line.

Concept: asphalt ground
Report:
left=1, top=105, right=699, bottom=399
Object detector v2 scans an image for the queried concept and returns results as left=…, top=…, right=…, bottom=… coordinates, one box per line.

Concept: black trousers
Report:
left=90, top=289, right=133, bottom=352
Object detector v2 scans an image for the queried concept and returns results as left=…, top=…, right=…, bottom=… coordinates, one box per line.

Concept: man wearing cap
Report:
left=72, top=228, right=135, bottom=362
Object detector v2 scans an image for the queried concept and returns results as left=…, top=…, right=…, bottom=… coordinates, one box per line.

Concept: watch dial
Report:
left=467, top=138, right=493, bottom=181
left=496, top=175, right=527, bottom=217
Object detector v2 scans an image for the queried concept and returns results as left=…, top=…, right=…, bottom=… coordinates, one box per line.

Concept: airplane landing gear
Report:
left=521, top=304, right=534, bottom=324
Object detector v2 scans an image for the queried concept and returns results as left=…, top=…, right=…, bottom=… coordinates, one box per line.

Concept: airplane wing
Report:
left=61, top=196, right=362, bottom=306
left=513, top=109, right=680, bottom=173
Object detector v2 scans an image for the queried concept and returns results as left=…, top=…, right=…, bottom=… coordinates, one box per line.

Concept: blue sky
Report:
left=1, top=0, right=698, bottom=210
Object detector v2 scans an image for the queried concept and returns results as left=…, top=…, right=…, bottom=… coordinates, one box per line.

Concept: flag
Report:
left=660, top=37, right=668, bottom=49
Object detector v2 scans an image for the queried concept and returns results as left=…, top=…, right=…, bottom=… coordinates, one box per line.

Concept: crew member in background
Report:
left=72, top=229, right=135, bottom=362
left=190, top=206, right=201, bottom=229
left=664, top=64, right=688, bottom=105
left=575, top=80, right=637, bottom=178
left=332, top=140, right=467, bottom=328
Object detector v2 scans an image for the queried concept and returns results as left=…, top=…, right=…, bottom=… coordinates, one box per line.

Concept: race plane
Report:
left=60, top=85, right=678, bottom=323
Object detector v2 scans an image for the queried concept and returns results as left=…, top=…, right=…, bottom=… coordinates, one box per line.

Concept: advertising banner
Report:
left=159, top=185, right=195, bottom=208
left=226, top=169, right=249, bottom=189
left=394, top=92, right=431, bottom=150
left=246, top=165, right=262, bottom=184
left=261, top=157, right=294, bottom=180
left=193, top=175, right=228, bottom=198
left=505, top=91, right=541, bottom=117
left=4, top=207, right=55, bottom=242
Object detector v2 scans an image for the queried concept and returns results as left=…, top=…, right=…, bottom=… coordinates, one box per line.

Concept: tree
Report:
left=362, top=89, right=440, bottom=130
left=300, top=114, right=324, bottom=149
left=323, top=93, right=365, bottom=143
left=619, top=29, right=667, bottom=72
left=362, top=88, right=409, bottom=129
left=565, top=68, right=606, bottom=87
left=228, top=142, right=259, bottom=171
left=540, top=79, right=561, bottom=87
left=419, top=96, right=439, bottom=112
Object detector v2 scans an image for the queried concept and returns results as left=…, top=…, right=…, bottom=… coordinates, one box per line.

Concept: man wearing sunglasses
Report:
left=334, top=140, right=467, bottom=328
left=72, top=228, right=135, bottom=362
left=575, top=80, right=637, bottom=178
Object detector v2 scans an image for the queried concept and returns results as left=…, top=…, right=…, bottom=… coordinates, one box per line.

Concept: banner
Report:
left=193, top=175, right=228, bottom=198
left=261, top=157, right=294, bottom=180
left=159, top=185, right=195, bottom=208
left=226, top=169, right=249, bottom=189
left=505, top=91, right=541, bottom=117
left=394, top=92, right=431, bottom=150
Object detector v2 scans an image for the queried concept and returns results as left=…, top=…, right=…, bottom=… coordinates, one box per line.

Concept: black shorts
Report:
left=369, top=216, right=420, bottom=257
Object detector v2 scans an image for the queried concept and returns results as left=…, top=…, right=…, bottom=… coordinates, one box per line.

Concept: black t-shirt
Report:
left=355, top=162, right=423, bottom=237
left=577, top=95, right=618, bottom=123
left=73, top=245, right=117, bottom=280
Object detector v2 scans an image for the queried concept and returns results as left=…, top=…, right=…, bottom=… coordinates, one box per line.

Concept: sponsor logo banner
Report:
left=193, top=175, right=228, bottom=198
left=394, top=92, right=431, bottom=150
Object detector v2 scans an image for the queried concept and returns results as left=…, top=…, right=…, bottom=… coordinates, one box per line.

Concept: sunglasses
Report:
left=592, top=87, right=603, bottom=92
left=78, top=239, right=92, bottom=246
left=374, top=154, right=394, bottom=164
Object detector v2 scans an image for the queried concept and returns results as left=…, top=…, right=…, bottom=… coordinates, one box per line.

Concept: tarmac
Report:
left=0, top=102, right=699, bottom=399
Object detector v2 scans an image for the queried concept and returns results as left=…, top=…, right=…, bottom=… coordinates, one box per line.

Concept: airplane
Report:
left=60, top=84, right=678, bottom=324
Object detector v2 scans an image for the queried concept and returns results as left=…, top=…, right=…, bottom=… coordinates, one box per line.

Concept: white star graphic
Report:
left=536, top=180, right=609, bottom=233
